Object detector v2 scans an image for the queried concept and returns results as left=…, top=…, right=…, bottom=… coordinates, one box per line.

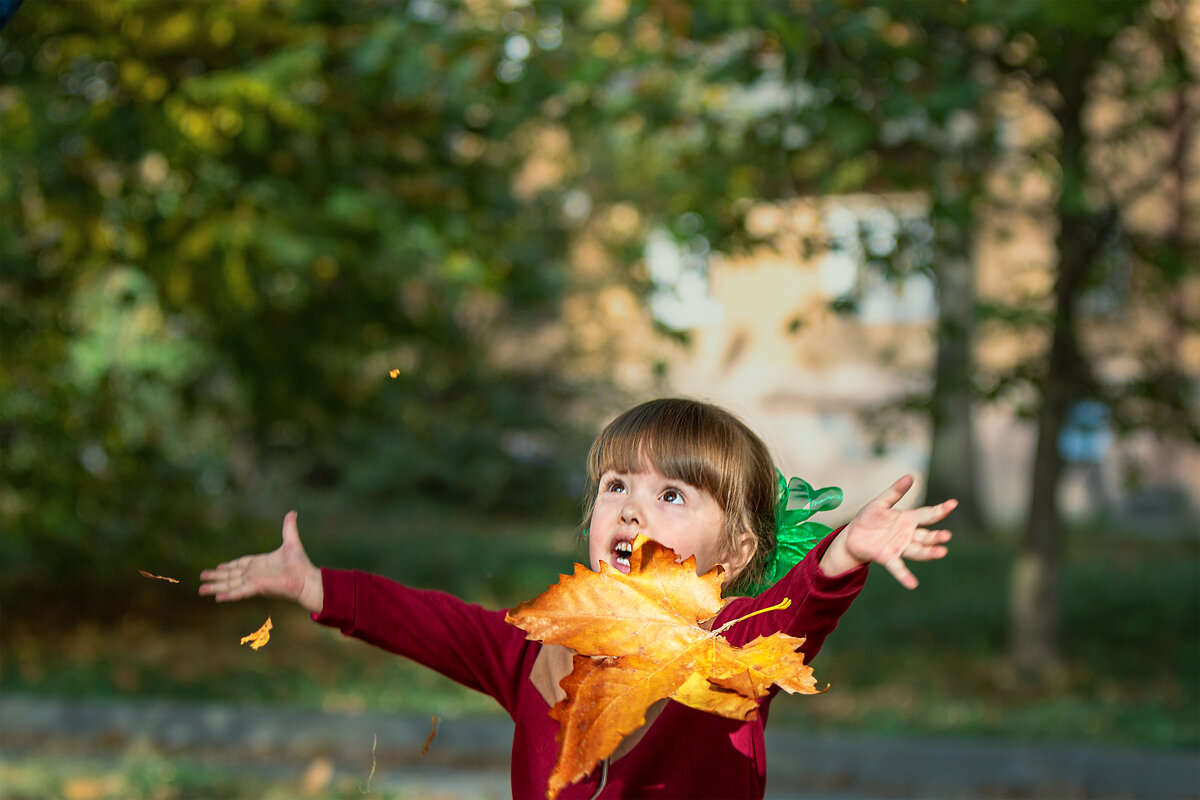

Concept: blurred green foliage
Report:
left=1, top=1, right=1196, bottom=762
left=1, top=1, right=624, bottom=594
left=2, top=0, right=1194, bottom=616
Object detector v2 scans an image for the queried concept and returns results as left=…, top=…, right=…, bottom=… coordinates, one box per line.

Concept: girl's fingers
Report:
left=919, top=498, right=958, bottom=525
left=199, top=561, right=258, bottom=599
left=871, top=474, right=916, bottom=509
left=884, top=555, right=919, bottom=590
left=902, top=528, right=951, bottom=561
left=217, top=585, right=253, bottom=603
left=281, top=510, right=300, bottom=544
left=200, top=534, right=291, bottom=601
left=903, top=543, right=949, bottom=562
left=911, top=528, right=952, bottom=545
left=201, top=556, right=255, bottom=580
left=201, top=576, right=236, bottom=596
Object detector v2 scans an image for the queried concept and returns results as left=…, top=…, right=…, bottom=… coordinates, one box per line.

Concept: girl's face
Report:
left=588, top=464, right=729, bottom=579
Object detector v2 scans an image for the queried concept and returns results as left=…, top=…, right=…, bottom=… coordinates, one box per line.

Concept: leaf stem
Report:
left=711, top=597, right=791, bottom=638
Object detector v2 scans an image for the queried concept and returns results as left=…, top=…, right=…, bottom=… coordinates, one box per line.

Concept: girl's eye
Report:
left=661, top=489, right=684, bottom=505
left=603, top=478, right=626, bottom=493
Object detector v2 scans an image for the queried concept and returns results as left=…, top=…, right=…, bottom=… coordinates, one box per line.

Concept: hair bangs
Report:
left=586, top=400, right=735, bottom=510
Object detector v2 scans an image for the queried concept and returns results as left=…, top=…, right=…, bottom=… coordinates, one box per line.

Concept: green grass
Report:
left=772, top=530, right=1200, bottom=749
left=2, top=506, right=582, bottom=720
left=0, top=751, right=279, bottom=800
left=0, top=749, right=445, bottom=800
left=3, top=508, right=1197, bottom=751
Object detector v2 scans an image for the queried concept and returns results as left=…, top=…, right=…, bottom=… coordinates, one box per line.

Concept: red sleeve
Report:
left=312, top=568, right=531, bottom=713
left=717, top=526, right=867, bottom=662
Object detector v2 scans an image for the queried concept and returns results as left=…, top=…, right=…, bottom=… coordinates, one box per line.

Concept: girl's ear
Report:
left=722, top=529, right=758, bottom=583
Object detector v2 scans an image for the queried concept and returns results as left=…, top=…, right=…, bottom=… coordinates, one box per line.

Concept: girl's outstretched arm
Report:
left=199, top=510, right=325, bottom=614
left=819, top=474, right=955, bottom=589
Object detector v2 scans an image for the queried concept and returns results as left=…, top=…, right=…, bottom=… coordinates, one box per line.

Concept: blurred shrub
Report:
left=0, top=1, right=612, bottom=599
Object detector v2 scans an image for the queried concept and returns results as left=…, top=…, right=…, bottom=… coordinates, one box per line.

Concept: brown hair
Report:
left=580, top=398, right=777, bottom=594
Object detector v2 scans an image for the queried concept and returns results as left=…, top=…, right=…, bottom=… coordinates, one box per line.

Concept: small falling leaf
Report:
left=388, top=369, right=400, bottom=378
left=240, top=616, right=272, bottom=650
left=421, top=715, right=439, bottom=756
left=138, top=569, right=180, bottom=583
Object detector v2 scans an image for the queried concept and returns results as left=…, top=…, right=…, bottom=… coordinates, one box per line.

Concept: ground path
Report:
left=2, top=694, right=1196, bottom=799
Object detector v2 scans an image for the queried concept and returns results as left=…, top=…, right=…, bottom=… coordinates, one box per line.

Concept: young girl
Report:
left=200, top=398, right=955, bottom=799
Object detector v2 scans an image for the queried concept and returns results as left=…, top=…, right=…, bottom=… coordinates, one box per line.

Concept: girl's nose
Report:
left=619, top=500, right=642, bottom=526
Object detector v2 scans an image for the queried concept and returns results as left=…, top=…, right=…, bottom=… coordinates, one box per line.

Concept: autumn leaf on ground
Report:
left=138, top=569, right=180, bottom=583
left=240, top=616, right=272, bottom=650
left=506, top=536, right=818, bottom=799
left=300, top=757, right=333, bottom=797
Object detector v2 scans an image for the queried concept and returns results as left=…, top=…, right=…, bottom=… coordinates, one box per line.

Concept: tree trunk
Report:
left=1009, top=43, right=1107, bottom=680
left=1010, top=321, right=1072, bottom=676
left=926, top=251, right=983, bottom=529
left=1010, top=207, right=1104, bottom=677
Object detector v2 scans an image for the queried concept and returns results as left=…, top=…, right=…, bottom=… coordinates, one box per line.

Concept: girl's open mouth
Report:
left=612, top=539, right=633, bottom=573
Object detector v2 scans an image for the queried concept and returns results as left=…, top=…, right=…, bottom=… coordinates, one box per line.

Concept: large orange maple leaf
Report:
left=506, top=536, right=819, bottom=799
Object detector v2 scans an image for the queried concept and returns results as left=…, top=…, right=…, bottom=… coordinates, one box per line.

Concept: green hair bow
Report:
left=745, top=471, right=844, bottom=596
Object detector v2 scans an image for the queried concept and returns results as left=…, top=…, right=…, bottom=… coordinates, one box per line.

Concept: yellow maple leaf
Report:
left=506, top=536, right=817, bottom=799
left=240, top=616, right=272, bottom=650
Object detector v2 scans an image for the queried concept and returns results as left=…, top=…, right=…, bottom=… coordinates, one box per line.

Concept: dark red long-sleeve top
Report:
left=314, top=530, right=867, bottom=799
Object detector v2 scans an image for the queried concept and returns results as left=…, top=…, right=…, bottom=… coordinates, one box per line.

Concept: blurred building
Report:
left=540, top=10, right=1200, bottom=534
left=568, top=190, right=1199, bottom=535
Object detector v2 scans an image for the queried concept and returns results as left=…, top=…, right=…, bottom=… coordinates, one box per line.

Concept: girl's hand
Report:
left=199, top=510, right=325, bottom=614
left=819, top=475, right=955, bottom=589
